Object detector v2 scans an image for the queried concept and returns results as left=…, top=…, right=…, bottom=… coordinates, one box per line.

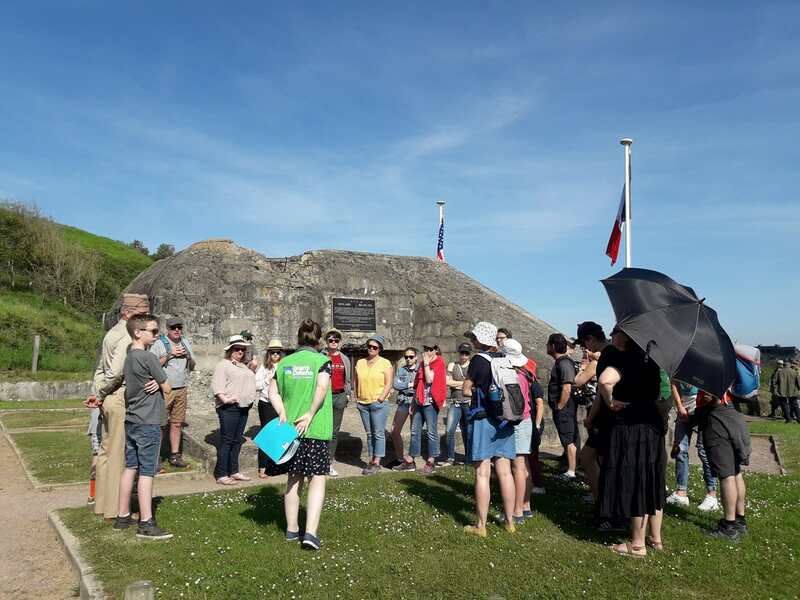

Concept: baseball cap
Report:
left=166, top=317, right=183, bottom=329
left=457, top=343, right=472, bottom=354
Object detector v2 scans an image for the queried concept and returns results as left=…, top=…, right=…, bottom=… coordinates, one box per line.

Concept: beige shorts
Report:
left=164, top=387, right=188, bottom=424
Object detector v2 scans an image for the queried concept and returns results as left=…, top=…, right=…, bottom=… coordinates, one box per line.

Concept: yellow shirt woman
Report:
left=355, top=356, right=393, bottom=404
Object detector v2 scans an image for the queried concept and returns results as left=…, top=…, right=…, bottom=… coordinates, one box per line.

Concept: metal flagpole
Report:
left=620, top=138, right=633, bottom=268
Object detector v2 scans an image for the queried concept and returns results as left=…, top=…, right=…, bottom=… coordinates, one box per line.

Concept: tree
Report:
left=151, top=243, right=175, bottom=261
left=130, top=240, right=149, bottom=256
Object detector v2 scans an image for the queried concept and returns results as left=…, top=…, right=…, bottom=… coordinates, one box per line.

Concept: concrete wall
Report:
left=0, top=380, right=92, bottom=401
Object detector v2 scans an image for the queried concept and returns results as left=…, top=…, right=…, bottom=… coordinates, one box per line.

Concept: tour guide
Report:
left=266, top=319, right=333, bottom=551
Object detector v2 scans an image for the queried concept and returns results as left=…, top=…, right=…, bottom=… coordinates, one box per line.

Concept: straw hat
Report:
left=223, top=334, right=252, bottom=352
left=266, top=338, right=284, bottom=350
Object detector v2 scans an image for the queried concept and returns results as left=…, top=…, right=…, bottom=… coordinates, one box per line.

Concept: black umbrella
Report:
left=601, top=268, right=737, bottom=398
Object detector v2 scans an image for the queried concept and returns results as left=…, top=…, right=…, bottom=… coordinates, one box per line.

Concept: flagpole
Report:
left=620, top=138, right=633, bottom=268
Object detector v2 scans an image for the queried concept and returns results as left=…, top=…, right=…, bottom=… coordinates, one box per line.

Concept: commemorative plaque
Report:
left=332, top=298, right=376, bottom=331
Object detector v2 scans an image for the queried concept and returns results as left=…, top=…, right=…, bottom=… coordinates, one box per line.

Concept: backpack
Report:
left=476, top=353, right=525, bottom=424
left=159, top=335, right=172, bottom=354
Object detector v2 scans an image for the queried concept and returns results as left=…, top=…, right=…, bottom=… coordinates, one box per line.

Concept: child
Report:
left=86, top=404, right=102, bottom=504
left=114, top=313, right=173, bottom=540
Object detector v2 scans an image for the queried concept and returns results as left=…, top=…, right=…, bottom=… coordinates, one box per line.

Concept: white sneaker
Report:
left=328, top=466, right=339, bottom=478
left=556, top=471, right=576, bottom=481
left=697, top=494, right=720, bottom=512
left=666, top=491, right=690, bottom=507
left=532, top=486, right=546, bottom=495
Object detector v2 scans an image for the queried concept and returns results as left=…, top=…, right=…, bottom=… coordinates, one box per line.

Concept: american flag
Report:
left=436, top=213, right=445, bottom=262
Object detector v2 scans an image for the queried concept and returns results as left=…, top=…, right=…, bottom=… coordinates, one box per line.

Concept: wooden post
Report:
left=31, top=335, right=40, bottom=374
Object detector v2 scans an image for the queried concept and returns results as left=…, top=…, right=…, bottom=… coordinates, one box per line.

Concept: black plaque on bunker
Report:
left=332, top=298, right=376, bottom=331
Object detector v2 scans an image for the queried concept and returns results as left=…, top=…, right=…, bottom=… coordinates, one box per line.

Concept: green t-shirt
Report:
left=275, top=348, right=333, bottom=441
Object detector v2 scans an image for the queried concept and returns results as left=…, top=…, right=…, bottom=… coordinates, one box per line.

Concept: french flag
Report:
left=436, top=214, right=445, bottom=262
left=605, top=185, right=626, bottom=265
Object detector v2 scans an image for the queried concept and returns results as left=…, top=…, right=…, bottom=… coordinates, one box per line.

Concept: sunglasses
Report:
left=231, top=347, right=246, bottom=352
left=459, top=351, right=470, bottom=356
left=404, top=355, right=416, bottom=360
left=169, top=325, right=183, bottom=331
left=327, top=337, right=341, bottom=343
left=423, top=346, right=436, bottom=352
left=140, top=327, right=159, bottom=336
left=269, top=350, right=283, bottom=355
left=367, top=344, right=380, bottom=351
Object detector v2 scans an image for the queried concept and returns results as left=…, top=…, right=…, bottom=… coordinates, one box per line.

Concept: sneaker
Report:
left=285, top=530, right=301, bottom=542
left=666, top=491, right=690, bottom=507
left=734, top=516, right=748, bottom=536
left=168, top=454, right=189, bottom=469
left=361, top=464, right=380, bottom=475
left=421, top=462, right=435, bottom=475
left=436, top=459, right=454, bottom=468
left=556, top=472, right=576, bottom=482
left=113, top=514, right=134, bottom=530
left=301, top=533, right=321, bottom=551
left=708, top=519, right=741, bottom=543
left=328, top=467, right=339, bottom=478
left=532, top=486, right=546, bottom=495
left=87, top=497, right=95, bottom=505
left=136, top=518, right=174, bottom=540
left=522, top=509, right=534, bottom=519
left=392, top=460, right=416, bottom=472
left=697, top=495, right=720, bottom=512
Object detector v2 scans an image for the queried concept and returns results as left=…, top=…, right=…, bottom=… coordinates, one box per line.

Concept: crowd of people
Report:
left=84, top=293, right=754, bottom=553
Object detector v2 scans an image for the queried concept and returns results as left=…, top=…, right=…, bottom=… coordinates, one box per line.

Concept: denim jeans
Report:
left=124, top=423, right=161, bottom=477
left=357, top=401, right=389, bottom=458
left=215, top=405, right=250, bottom=479
left=329, top=392, right=349, bottom=460
left=445, top=402, right=469, bottom=461
left=410, top=403, right=440, bottom=459
left=674, top=418, right=717, bottom=492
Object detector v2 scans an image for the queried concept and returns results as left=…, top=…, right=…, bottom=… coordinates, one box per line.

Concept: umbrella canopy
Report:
left=601, top=268, right=737, bottom=398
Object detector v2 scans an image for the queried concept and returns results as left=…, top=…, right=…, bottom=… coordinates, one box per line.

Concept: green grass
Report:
left=0, top=369, right=92, bottom=382
left=0, top=409, right=87, bottom=429
left=8, top=427, right=197, bottom=485
left=0, top=291, right=102, bottom=373
left=59, top=424, right=800, bottom=600
left=10, top=429, right=90, bottom=484
left=0, top=399, right=85, bottom=410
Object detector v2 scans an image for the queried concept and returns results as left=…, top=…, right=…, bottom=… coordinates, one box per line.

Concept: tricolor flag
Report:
left=605, top=185, right=626, bottom=265
left=436, top=213, right=445, bottom=262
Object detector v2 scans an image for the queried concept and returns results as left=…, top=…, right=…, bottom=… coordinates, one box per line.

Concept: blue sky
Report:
left=1, top=2, right=798, bottom=345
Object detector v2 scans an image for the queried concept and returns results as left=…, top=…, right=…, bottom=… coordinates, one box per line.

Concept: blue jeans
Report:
left=215, top=405, right=250, bottom=479
left=124, top=423, right=161, bottom=477
left=410, top=403, right=440, bottom=459
left=674, top=418, right=717, bottom=492
left=357, top=401, right=389, bottom=458
left=446, top=403, right=469, bottom=461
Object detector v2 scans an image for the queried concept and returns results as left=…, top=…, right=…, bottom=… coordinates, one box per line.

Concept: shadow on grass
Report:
left=238, top=485, right=288, bottom=534
left=397, top=472, right=475, bottom=525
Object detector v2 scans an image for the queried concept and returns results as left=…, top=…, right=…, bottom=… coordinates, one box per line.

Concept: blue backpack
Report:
left=731, top=344, right=760, bottom=399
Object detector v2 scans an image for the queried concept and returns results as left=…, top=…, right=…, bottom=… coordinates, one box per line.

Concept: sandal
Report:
left=258, top=472, right=269, bottom=479
left=610, top=542, right=646, bottom=558
left=646, top=536, right=664, bottom=551
left=231, top=472, right=251, bottom=481
left=216, top=476, right=238, bottom=485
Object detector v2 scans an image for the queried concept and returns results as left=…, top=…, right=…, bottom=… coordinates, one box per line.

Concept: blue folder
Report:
left=253, top=418, right=300, bottom=464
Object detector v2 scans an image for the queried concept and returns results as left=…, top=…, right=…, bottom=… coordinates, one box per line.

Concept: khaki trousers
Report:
left=94, top=389, right=126, bottom=518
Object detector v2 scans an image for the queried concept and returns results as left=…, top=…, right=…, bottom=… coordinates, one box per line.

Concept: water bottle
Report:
left=124, top=581, right=154, bottom=600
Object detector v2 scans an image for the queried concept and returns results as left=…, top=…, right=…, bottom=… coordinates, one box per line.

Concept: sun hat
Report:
left=224, top=334, right=252, bottom=352
left=502, top=338, right=528, bottom=368
left=324, top=328, right=343, bottom=340
left=121, top=293, right=150, bottom=312
left=422, top=338, right=440, bottom=350
left=466, top=322, right=498, bottom=347
left=266, top=338, right=284, bottom=350
left=366, top=335, right=386, bottom=350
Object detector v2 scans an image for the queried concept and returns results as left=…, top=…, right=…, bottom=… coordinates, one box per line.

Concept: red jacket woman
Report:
left=415, top=353, right=447, bottom=409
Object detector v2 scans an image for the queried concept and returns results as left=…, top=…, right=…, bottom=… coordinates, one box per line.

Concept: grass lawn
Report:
left=0, top=369, right=91, bottom=383
left=0, top=409, right=86, bottom=429
left=59, top=423, right=800, bottom=600
left=11, top=429, right=90, bottom=484
left=8, top=428, right=198, bottom=485
left=0, top=399, right=85, bottom=410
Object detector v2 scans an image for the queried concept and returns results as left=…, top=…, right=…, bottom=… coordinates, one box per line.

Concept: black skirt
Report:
left=264, top=438, right=331, bottom=477
left=597, top=421, right=666, bottom=519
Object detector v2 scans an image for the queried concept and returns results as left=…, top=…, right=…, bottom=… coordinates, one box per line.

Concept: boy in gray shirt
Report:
left=114, top=313, right=173, bottom=540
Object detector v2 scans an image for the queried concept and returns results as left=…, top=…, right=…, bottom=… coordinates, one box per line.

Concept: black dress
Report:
left=597, top=347, right=667, bottom=519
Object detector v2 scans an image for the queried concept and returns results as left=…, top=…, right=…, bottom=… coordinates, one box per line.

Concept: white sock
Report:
left=566, top=470, right=575, bottom=477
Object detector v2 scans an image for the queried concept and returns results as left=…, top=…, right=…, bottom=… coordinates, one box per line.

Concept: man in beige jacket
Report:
left=87, top=293, right=153, bottom=519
